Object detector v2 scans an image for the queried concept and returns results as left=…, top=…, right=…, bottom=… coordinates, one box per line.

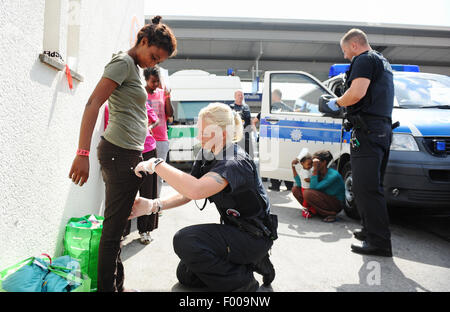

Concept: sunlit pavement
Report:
left=122, top=181, right=450, bottom=292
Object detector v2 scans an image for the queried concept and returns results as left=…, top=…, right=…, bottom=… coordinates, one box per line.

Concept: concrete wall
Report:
left=0, top=0, right=144, bottom=267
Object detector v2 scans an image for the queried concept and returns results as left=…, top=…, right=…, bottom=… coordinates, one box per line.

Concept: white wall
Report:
left=0, top=0, right=145, bottom=267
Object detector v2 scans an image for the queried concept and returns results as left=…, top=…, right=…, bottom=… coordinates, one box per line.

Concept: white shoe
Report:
left=139, top=232, right=152, bottom=245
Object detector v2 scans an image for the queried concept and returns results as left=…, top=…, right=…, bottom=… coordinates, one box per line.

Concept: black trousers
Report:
left=350, top=118, right=392, bottom=249
left=123, top=149, right=158, bottom=236
left=97, top=137, right=144, bottom=292
left=173, top=223, right=273, bottom=292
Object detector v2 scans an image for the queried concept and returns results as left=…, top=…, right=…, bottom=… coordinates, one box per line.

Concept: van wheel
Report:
left=341, top=162, right=360, bottom=220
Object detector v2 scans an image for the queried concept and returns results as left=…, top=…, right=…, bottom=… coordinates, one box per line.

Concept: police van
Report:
left=258, top=66, right=450, bottom=218
left=167, top=70, right=242, bottom=165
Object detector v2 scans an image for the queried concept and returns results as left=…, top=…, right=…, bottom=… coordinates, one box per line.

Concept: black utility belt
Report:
left=347, top=113, right=391, bottom=123
left=359, top=114, right=391, bottom=123
left=222, top=214, right=278, bottom=241
left=345, top=114, right=392, bottom=134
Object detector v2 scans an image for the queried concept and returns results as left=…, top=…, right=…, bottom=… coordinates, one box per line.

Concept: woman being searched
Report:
left=68, top=16, right=177, bottom=292
left=130, top=103, right=278, bottom=292
left=292, top=150, right=345, bottom=223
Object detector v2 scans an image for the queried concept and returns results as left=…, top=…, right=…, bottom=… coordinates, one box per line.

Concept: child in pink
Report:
left=144, top=67, right=173, bottom=198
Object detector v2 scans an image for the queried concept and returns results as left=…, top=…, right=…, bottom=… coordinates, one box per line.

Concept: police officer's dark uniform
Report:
left=229, top=102, right=253, bottom=157
left=344, top=50, right=394, bottom=256
left=230, top=102, right=251, bottom=129
left=173, top=143, right=277, bottom=291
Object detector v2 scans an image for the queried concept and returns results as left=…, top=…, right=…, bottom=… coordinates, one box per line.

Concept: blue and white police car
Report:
left=258, top=65, right=450, bottom=218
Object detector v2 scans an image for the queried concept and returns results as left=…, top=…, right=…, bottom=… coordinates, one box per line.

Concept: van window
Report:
left=175, top=101, right=234, bottom=122
left=175, top=101, right=209, bottom=122
left=270, top=73, right=330, bottom=114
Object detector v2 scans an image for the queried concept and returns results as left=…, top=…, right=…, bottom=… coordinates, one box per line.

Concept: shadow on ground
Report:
left=336, top=256, right=432, bottom=292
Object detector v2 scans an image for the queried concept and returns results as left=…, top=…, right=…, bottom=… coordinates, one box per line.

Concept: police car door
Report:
left=259, top=71, right=341, bottom=182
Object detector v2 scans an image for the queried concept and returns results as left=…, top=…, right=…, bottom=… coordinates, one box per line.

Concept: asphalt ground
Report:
left=121, top=180, right=450, bottom=293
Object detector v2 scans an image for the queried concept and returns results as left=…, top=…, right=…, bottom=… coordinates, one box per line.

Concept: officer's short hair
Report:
left=272, top=89, right=282, bottom=98
left=341, top=28, right=369, bottom=46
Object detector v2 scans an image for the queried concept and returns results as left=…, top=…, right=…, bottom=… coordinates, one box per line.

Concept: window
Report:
left=270, top=73, right=330, bottom=114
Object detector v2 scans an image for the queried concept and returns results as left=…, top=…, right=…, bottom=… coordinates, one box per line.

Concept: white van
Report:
left=167, top=70, right=242, bottom=164
left=258, top=67, right=450, bottom=218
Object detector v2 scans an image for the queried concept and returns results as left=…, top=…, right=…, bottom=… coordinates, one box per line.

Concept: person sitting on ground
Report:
left=291, top=151, right=315, bottom=218
left=292, top=150, right=345, bottom=223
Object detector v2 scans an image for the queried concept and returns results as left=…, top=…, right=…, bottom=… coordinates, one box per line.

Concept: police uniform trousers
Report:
left=350, top=117, right=392, bottom=249
left=173, top=223, right=273, bottom=291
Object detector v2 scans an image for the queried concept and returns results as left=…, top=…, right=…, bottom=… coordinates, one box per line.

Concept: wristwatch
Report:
left=147, top=198, right=163, bottom=215
left=151, top=158, right=164, bottom=172
left=155, top=198, right=163, bottom=213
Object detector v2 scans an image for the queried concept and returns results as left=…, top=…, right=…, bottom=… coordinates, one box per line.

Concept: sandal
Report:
left=322, top=216, right=337, bottom=223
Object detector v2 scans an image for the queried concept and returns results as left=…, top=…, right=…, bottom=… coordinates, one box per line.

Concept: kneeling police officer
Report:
left=327, top=29, right=394, bottom=257
left=130, top=102, right=277, bottom=291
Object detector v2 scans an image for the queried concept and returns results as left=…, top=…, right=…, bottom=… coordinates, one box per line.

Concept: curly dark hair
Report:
left=135, top=15, right=177, bottom=57
left=143, top=66, right=159, bottom=81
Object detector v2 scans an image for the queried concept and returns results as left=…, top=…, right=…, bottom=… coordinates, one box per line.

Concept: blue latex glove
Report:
left=327, top=99, right=340, bottom=111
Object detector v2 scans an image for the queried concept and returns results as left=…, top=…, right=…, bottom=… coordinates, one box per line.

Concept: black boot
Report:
left=253, top=254, right=275, bottom=286
left=232, top=278, right=259, bottom=292
left=176, top=261, right=207, bottom=288
left=353, top=229, right=367, bottom=241
left=351, top=241, right=393, bottom=257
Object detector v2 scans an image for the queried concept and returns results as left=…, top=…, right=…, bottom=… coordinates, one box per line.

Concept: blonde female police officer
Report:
left=130, top=103, right=277, bottom=292
left=327, top=29, right=394, bottom=257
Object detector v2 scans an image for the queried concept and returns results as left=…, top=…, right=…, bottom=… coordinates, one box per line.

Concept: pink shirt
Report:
left=147, top=89, right=169, bottom=141
left=104, top=103, right=158, bottom=153
left=143, top=102, right=158, bottom=153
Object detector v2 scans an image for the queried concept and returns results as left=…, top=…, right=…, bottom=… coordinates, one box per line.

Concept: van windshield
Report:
left=176, top=101, right=209, bottom=120
left=394, top=74, right=450, bottom=108
left=175, top=101, right=234, bottom=121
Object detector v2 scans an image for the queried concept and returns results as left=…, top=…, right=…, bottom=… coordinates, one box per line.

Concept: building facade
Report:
left=0, top=0, right=145, bottom=266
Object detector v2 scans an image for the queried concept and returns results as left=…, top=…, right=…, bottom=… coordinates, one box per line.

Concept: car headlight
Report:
left=390, top=133, right=419, bottom=151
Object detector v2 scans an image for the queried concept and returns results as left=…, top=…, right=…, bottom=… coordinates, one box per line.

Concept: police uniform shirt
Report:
left=347, top=50, right=395, bottom=119
left=229, top=103, right=251, bottom=128
left=190, top=144, right=270, bottom=222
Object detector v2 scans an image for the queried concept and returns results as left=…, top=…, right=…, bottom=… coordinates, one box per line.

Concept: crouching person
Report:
left=129, top=103, right=277, bottom=292
left=293, top=151, right=345, bottom=223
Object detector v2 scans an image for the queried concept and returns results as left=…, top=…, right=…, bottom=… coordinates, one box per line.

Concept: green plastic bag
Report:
left=0, top=255, right=91, bottom=292
left=63, top=214, right=103, bottom=292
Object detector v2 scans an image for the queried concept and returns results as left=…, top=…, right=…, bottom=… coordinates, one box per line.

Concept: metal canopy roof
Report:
left=147, top=16, right=450, bottom=80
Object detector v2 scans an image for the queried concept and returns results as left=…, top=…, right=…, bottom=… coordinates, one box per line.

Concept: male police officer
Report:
left=230, top=90, right=253, bottom=157
left=328, top=29, right=394, bottom=257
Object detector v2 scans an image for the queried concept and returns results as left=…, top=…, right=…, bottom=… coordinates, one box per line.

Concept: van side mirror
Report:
left=319, top=94, right=344, bottom=118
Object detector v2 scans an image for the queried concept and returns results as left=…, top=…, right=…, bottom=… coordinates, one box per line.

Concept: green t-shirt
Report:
left=102, top=52, right=147, bottom=151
